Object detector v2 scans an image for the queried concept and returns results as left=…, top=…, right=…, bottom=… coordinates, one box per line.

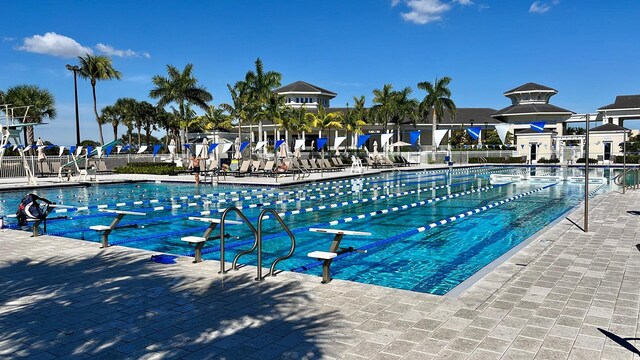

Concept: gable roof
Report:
left=274, top=81, right=337, bottom=97
left=439, top=108, right=501, bottom=125
left=598, top=95, right=640, bottom=110
left=504, top=82, right=557, bottom=94
left=589, top=123, right=630, bottom=132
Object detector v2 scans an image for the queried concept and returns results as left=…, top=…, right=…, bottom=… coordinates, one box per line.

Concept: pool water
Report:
left=0, top=166, right=614, bottom=295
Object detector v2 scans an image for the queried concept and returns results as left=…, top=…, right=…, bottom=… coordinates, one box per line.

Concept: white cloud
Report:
left=17, top=32, right=93, bottom=58
left=95, top=43, right=150, bottom=58
left=401, top=0, right=451, bottom=24
left=529, top=0, right=559, bottom=14
left=395, top=0, right=473, bottom=25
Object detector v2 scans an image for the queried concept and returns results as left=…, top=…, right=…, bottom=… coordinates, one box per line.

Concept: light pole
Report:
left=623, top=121, right=627, bottom=194
left=584, top=114, right=590, bottom=232
left=66, top=64, right=81, bottom=146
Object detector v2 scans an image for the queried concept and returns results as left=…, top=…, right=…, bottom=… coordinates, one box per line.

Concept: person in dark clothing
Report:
left=16, top=194, right=53, bottom=226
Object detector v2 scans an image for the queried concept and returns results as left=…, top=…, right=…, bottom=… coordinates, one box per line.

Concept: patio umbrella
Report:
left=233, top=137, right=242, bottom=160
left=36, top=137, right=46, bottom=162
left=201, top=138, right=210, bottom=159
left=373, top=140, right=379, bottom=160
left=168, top=138, right=176, bottom=161
left=279, top=141, right=288, bottom=158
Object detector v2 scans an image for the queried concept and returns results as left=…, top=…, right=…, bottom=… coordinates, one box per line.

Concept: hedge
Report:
left=537, top=158, right=560, bottom=164
left=613, top=155, right=640, bottom=164
left=576, top=158, right=598, bottom=164
left=468, top=157, right=526, bottom=164
left=114, top=162, right=180, bottom=175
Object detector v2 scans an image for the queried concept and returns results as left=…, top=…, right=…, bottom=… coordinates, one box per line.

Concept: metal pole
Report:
left=66, top=65, right=81, bottom=146
left=584, top=114, right=589, bottom=233
left=623, top=130, right=627, bottom=194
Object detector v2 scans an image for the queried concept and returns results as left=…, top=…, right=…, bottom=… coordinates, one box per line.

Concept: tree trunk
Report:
left=112, top=124, right=118, bottom=142
left=431, top=107, right=437, bottom=159
left=92, top=82, right=105, bottom=145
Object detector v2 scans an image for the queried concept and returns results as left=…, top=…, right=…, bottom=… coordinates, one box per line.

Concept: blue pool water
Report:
left=0, top=166, right=614, bottom=295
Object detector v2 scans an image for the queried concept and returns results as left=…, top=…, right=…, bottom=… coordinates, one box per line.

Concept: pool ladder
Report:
left=218, top=206, right=296, bottom=281
left=613, top=167, right=640, bottom=193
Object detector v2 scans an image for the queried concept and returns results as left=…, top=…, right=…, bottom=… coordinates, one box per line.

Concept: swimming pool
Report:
left=0, top=166, right=614, bottom=295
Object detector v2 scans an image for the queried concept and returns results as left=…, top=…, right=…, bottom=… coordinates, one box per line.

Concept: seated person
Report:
left=221, top=163, right=230, bottom=172
left=16, top=193, right=53, bottom=226
left=276, top=161, right=288, bottom=173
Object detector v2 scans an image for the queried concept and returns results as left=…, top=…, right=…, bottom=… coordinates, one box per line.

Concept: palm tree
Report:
left=280, top=105, right=312, bottom=140
left=99, top=105, right=122, bottom=141
left=417, top=76, right=456, bottom=155
left=371, top=84, right=397, bottom=132
left=221, top=81, right=250, bottom=142
left=244, top=58, right=282, bottom=142
left=201, top=105, right=233, bottom=132
left=344, top=96, right=368, bottom=150
left=113, top=98, right=137, bottom=144
left=392, top=87, right=419, bottom=143
left=3, top=85, right=56, bottom=146
left=149, top=64, right=212, bottom=148
left=305, top=106, right=343, bottom=161
left=77, top=54, right=122, bottom=145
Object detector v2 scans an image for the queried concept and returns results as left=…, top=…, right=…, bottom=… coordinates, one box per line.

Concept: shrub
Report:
left=576, top=158, right=598, bottom=164
left=537, top=158, right=560, bottom=164
left=114, top=162, right=179, bottom=175
left=613, top=155, right=640, bottom=164
left=468, top=157, right=526, bottom=164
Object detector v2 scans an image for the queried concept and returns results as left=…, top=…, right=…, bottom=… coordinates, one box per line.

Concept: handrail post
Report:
left=219, top=207, right=257, bottom=274
left=254, top=209, right=296, bottom=281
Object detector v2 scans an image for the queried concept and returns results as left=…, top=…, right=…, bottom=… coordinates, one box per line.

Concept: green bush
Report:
left=114, top=162, right=179, bottom=175
left=576, top=158, right=598, bottom=164
left=468, top=157, right=526, bottom=164
left=537, top=158, right=560, bottom=164
left=613, top=155, right=640, bottom=164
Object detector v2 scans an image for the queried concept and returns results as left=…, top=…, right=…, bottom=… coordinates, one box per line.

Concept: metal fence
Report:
left=0, top=154, right=168, bottom=178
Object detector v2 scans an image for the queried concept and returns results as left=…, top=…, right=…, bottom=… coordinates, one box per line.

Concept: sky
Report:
left=2, top=0, right=640, bottom=145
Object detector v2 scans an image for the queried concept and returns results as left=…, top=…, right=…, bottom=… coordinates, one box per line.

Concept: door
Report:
left=530, top=143, right=537, bottom=161
left=603, top=142, right=612, bottom=160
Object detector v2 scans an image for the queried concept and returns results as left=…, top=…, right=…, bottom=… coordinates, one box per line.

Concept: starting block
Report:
left=90, top=209, right=146, bottom=248
left=307, top=228, right=371, bottom=284
left=182, top=217, right=242, bottom=263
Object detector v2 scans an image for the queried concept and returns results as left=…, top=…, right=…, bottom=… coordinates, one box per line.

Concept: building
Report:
left=236, top=80, right=633, bottom=164
left=491, top=83, right=574, bottom=162
left=273, top=81, right=337, bottom=109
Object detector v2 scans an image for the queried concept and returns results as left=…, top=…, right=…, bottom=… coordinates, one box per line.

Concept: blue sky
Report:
left=2, top=0, right=640, bottom=144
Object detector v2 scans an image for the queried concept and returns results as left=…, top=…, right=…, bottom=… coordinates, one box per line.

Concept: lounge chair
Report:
left=230, top=160, right=252, bottom=177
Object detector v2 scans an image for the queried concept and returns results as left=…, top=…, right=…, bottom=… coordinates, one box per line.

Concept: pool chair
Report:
left=230, top=160, right=252, bottom=177
left=322, top=158, right=341, bottom=172
left=330, top=157, right=347, bottom=169
left=306, top=159, right=321, bottom=172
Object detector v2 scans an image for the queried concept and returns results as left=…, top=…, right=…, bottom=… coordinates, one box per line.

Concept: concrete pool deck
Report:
left=1, top=189, right=639, bottom=359
left=0, top=163, right=514, bottom=191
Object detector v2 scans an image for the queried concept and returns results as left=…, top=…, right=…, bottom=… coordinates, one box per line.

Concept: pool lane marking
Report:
left=42, top=172, right=448, bottom=215
left=186, top=182, right=503, bottom=257
left=290, top=182, right=560, bottom=273
left=6, top=165, right=506, bottom=218
left=109, top=180, right=478, bottom=246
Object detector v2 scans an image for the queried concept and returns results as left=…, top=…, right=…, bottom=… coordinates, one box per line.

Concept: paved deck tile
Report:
left=0, top=187, right=639, bottom=359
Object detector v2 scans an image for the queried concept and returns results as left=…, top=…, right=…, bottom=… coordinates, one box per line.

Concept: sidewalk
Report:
left=0, top=189, right=638, bottom=359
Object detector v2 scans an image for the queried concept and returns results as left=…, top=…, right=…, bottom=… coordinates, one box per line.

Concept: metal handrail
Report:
left=254, top=209, right=296, bottom=281
left=613, top=168, right=640, bottom=190
left=219, top=207, right=257, bottom=274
